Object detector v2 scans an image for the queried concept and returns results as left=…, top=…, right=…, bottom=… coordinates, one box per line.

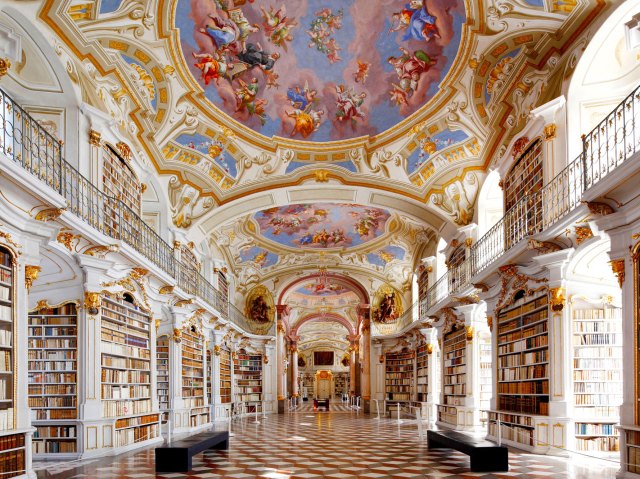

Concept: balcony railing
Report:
left=427, top=82, right=640, bottom=313
left=0, top=89, right=268, bottom=336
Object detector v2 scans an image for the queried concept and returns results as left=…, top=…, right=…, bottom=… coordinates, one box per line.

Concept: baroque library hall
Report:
left=0, top=0, right=639, bottom=478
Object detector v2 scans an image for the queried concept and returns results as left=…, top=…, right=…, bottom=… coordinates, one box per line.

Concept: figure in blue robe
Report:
left=402, top=1, right=441, bottom=42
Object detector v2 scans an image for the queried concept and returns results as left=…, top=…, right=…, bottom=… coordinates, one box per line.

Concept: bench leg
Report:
left=156, top=451, right=192, bottom=473
left=211, top=440, right=229, bottom=450
left=470, top=450, right=508, bottom=472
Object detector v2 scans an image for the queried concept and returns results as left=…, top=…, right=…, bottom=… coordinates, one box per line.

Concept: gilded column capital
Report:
left=609, top=259, right=625, bottom=288
left=89, top=129, right=102, bottom=146
left=84, top=292, right=101, bottom=315
left=549, top=287, right=566, bottom=312
left=24, top=265, right=41, bottom=290
left=543, top=123, right=557, bottom=141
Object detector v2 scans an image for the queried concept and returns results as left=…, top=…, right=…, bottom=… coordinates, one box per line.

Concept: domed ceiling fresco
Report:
left=176, top=0, right=466, bottom=141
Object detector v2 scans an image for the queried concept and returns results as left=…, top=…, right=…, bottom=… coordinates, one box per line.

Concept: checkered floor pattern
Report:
left=292, top=403, right=354, bottom=413
left=35, top=412, right=619, bottom=478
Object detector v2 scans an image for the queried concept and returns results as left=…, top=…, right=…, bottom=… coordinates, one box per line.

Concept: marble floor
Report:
left=34, top=412, right=620, bottom=479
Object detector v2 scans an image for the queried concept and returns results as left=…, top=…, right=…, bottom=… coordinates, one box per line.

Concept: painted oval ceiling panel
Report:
left=175, top=0, right=466, bottom=142
left=253, top=203, right=391, bottom=249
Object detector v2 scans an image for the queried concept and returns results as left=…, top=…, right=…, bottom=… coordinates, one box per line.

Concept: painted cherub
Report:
left=261, top=5, right=297, bottom=50
left=353, top=60, right=371, bottom=84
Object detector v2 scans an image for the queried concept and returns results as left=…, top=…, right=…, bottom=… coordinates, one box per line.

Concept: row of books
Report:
left=0, top=351, right=11, bottom=372
left=574, top=393, right=622, bottom=405
left=28, top=339, right=73, bottom=349
left=444, top=374, right=466, bottom=384
left=115, top=414, right=159, bottom=429
left=31, top=409, right=74, bottom=420
left=28, top=317, right=76, bottom=326
left=101, top=369, right=149, bottom=383
left=444, top=396, right=464, bottom=406
left=443, top=384, right=465, bottom=395
left=0, top=271, right=11, bottom=286
left=0, top=449, right=24, bottom=479
left=102, top=399, right=152, bottom=417
left=488, top=411, right=533, bottom=426
left=101, top=342, right=150, bottom=359
left=499, top=364, right=547, bottom=381
left=498, top=380, right=548, bottom=395
left=28, top=327, right=76, bottom=337
left=28, top=384, right=74, bottom=395
left=573, top=309, right=621, bottom=320
left=385, top=385, right=410, bottom=392
left=499, top=322, right=547, bottom=343
left=575, top=405, right=619, bottom=417
left=575, top=423, right=617, bottom=435
left=573, top=333, right=620, bottom=345
left=497, top=396, right=548, bottom=415
left=573, top=346, right=622, bottom=358
left=574, top=382, right=622, bottom=393
left=29, top=372, right=74, bottom=383
left=28, top=397, right=75, bottom=408
left=101, top=330, right=148, bottom=349
left=0, top=306, right=11, bottom=322
left=183, top=397, right=204, bottom=408
left=113, top=424, right=158, bottom=448
left=576, top=437, right=618, bottom=452
left=32, top=440, right=76, bottom=454
left=0, top=409, right=14, bottom=431
left=102, top=355, right=149, bottom=369
left=102, top=385, right=150, bottom=400
left=498, top=335, right=548, bottom=355
left=488, top=423, right=533, bottom=446
left=236, top=394, right=262, bottom=401
left=101, top=303, right=149, bottom=328
left=33, top=426, right=76, bottom=438
left=573, top=358, right=622, bottom=369
left=28, top=350, right=74, bottom=360
left=27, top=361, right=75, bottom=371
left=0, top=331, right=11, bottom=347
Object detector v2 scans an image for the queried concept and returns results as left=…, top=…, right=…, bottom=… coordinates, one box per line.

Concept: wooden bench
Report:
left=427, top=430, right=508, bottom=472
left=314, top=398, right=329, bottom=411
left=155, top=431, right=229, bottom=472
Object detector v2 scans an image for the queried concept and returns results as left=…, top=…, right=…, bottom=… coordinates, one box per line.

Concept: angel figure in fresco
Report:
left=375, top=293, right=398, bottom=323
left=388, top=47, right=436, bottom=101
left=287, top=82, right=318, bottom=111
left=235, top=78, right=268, bottom=125
left=389, top=0, right=441, bottom=43
left=252, top=250, right=268, bottom=267
left=287, top=108, right=324, bottom=138
left=260, top=5, right=297, bottom=50
left=353, top=60, right=371, bottom=84
left=249, top=295, right=271, bottom=323
left=192, top=51, right=233, bottom=86
left=200, top=13, right=241, bottom=51
left=227, top=8, right=259, bottom=53
left=335, top=85, right=366, bottom=124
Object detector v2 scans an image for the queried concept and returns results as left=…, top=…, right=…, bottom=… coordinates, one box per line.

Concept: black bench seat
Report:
left=427, top=429, right=508, bottom=472
left=155, top=430, right=229, bottom=472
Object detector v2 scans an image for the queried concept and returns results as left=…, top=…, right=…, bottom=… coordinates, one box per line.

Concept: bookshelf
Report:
left=385, top=351, right=414, bottom=404
left=479, top=338, right=492, bottom=414
left=416, top=344, right=429, bottom=402
left=28, top=303, right=78, bottom=456
left=0, top=247, right=24, bottom=479
left=234, top=351, right=263, bottom=409
left=156, top=336, right=169, bottom=424
left=206, top=348, right=212, bottom=405
left=504, top=139, right=543, bottom=211
left=572, top=303, right=622, bottom=452
left=181, top=328, right=209, bottom=427
left=100, top=293, right=159, bottom=448
left=219, top=346, right=231, bottom=404
left=487, top=292, right=549, bottom=450
left=438, top=327, right=466, bottom=425
left=102, top=145, right=141, bottom=215
left=333, top=373, right=346, bottom=399
left=418, top=269, right=429, bottom=320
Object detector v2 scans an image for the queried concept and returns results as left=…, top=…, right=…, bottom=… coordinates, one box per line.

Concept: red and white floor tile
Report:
left=34, top=412, right=619, bottom=479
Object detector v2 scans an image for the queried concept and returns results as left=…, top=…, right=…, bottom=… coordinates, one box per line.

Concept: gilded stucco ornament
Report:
left=83, top=244, right=120, bottom=258
left=35, top=208, right=65, bottom=222
left=465, top=325, right=474, bottom=341
left=57, top=231, right=81, bottom=251
left=430, top=172, right=478, bottom=226
left=314, top=170, right=329, bottom=182
left=89, top=129, right=101, bottom=146
left=0, top=58, right=11, bottom=78
left=574, top=226, right=593, bottom=245
left=214, top=345, right=221, bottom=356
left=24, top=265, right=41, bottom=290
left=159, top=285, right=174, bottom=295
left=609, top=259, right=625, bottom=288
left=426, top=343, right=433, bottom=354
left=543, top=123, right=557, bottom=141
left=549, top=287, right=566, bottom=312
left=173, top=328, right=182, bottom=343
left=84, top=292, right=101, bottom=315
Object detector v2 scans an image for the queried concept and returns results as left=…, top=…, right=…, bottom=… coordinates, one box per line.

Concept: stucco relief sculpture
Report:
left=430, top=171, right=478, bottom=226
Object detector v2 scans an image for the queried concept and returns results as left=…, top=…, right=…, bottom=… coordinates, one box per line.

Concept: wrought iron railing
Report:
left=426, top=82, right=640, bottom=313
left=0, top=89, right=267, bottom=335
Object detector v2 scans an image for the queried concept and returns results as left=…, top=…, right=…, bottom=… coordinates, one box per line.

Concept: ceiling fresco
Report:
left=253, top=203, right=391, bottom=249
left=176, top=0, right=466, bottom=141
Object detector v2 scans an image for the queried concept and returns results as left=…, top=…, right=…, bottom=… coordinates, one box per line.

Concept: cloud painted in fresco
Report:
left=367, top=246, right=406, bottom=267
left=238, top=246, right=279, bottom=268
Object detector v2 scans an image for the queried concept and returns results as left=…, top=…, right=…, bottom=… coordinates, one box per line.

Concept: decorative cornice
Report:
left=83, top=244, right=120, bottom=258
left=57, top=231, right=81, bottom=251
